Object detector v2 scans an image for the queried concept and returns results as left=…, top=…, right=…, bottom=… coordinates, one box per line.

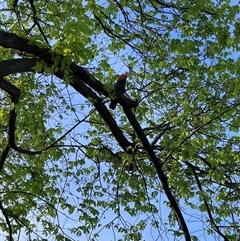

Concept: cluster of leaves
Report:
left=0, top=0, right=240, bottom=241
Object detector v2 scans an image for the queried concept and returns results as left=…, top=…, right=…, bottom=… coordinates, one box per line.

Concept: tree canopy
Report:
left=0, top=0, right=240, bottom=240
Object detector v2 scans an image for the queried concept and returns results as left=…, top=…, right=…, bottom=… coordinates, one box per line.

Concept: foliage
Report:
left=0, top=0, right=240, bottom=241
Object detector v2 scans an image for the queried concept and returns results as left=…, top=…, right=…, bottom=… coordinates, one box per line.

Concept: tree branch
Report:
left=0, top=201, right=13, bottom=241
left=0, top=30, right=138, bottom=108
left=0, top=77, right=20, bottom=171
left=122, top=107, right=191, bottom=241
left=191, top=166, right=230, bottom=240
left=0, top=44, right=134, bottom=153
left=0, top=58, right=38, bottom=77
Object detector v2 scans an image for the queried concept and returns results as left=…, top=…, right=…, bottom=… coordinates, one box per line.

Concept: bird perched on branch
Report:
left=109, top=72, right=128, bottom=110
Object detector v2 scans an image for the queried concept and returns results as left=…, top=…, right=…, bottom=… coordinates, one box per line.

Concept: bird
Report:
left=109, top=72, right=128, bottom=110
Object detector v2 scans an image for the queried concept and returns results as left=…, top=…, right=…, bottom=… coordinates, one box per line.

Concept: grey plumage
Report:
left=109, top=73, right=128, bottom=110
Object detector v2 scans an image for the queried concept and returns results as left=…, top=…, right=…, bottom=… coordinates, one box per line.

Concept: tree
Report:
left=0, top=0, right=240, bottom=240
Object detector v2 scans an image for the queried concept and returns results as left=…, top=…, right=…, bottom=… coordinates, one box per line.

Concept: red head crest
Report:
left=119, top=72, right=129, bottom=80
